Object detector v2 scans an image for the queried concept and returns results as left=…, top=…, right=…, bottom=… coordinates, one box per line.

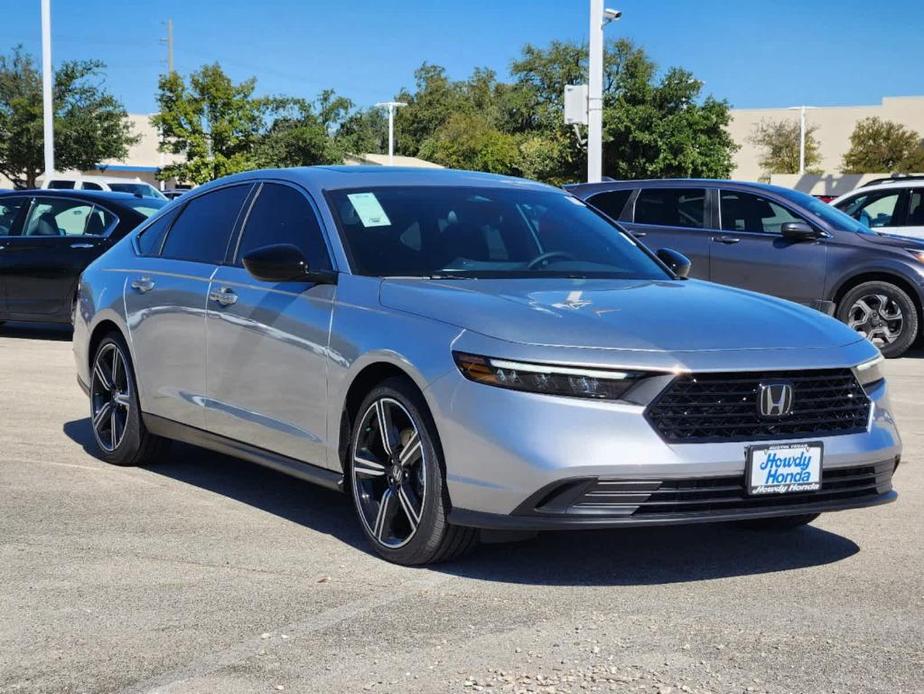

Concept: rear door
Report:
left=711, top=189, right=827, bottom=305
left=0, top=196, right=31, bottom=317
left=204, top=181, right=335, bottom=465
left=2, top=196, right=116, bottom=320
left=124, top=184, right=253, bottom=429
left=620, top=187, right=710, bottom=279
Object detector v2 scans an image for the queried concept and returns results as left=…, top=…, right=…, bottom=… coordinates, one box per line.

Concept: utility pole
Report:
left=41, top=0, right=54, bottom=179
left=160, top=18, right=174, bottom=74
left=587, top=2, right=621, bottom=183
left=375, top=101, right=407, bottom=165
left=787, top=105, right=817, bottom=175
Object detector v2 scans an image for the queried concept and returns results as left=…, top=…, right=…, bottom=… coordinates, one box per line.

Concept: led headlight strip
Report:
left=453, top=352, right=650, bottom=401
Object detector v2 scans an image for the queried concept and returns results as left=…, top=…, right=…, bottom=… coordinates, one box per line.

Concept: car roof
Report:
left=565, top=178, right=800, bottom=197
left=0, top=188, right=165, bottom=212
left=187, top=166, right=559, bottom=195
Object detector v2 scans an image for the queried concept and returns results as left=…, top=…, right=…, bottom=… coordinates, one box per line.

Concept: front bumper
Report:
left=428, top=366, right=902, bottom=528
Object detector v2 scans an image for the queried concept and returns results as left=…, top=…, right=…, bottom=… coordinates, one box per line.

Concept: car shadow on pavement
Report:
left=0, top=322, right=72, bottom=341
left=64, top=417, right=861, bottom=585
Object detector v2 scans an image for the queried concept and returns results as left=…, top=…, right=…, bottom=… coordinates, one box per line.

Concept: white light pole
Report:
left=41, top=0, right=54, bottom=180
left=787, top=105, right=817, bottom=175
left=587, top=2, right=621, bottom=183
left=375, top=101, right=407, bottom=166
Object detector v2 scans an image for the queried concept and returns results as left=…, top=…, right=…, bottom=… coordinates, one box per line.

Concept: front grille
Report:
left=646, top=369, right=871, bottom=443
left=531, top=461, right=893, bottom=519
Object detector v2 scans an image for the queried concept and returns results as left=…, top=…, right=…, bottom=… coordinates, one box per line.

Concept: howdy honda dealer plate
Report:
left=746, top=442, right=823, bottom=495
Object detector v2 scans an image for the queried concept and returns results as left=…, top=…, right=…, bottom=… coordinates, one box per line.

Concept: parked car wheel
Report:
left=90, top=334, right=168, bottom=466
left=349, top=377, right=478, bottom=565
left=736, top=513, right=820, bottom=530
left=837, top=281, right=919, bottom=358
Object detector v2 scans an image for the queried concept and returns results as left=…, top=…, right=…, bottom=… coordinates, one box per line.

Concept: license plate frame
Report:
left=746, top=442, right=824, bottom=496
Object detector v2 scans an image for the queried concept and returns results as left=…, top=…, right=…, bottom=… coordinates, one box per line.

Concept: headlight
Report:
left=854, top=355, right=885, bottom=390
left=453, top=352, right=650, bottom=401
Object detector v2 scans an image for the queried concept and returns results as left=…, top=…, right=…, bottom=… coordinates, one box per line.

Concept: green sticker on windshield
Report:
left=347, top=192, right=391, bottom=227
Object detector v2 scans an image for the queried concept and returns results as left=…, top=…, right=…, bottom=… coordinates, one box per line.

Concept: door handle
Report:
left=209, top=287, right=238, bottom=307
left=712, top=236, right=741, bottom=244
left=130, top=277, right=155, bottom=293
left=70, top=243, right=95, bottom=249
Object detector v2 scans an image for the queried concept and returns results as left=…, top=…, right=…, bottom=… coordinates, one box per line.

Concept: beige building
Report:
left=728, top=96, right=924, bottom=190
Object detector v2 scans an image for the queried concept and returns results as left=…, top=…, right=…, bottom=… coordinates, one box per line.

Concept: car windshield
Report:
left=775, top=188, right=876, bottom=234
left=108, top=183, right=168, bottom=200
left=327, top=186, right=672, bottom=280
left=124, top=198, right=167, bottom=218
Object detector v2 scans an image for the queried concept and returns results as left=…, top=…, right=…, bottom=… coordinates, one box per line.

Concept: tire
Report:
left=89, top=333, right=168, bottom=466
left=736, top=513, right=820, bottom=531
left=348, top=377, right=477, bottom=565
left=836, top=281, right=919, bottom=358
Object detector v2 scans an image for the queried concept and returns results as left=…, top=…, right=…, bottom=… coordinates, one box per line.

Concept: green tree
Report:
left=255, top=91, right=351, bottom=168
left=418, top=112, right=520, bottom=174
left=748, top=118, right=822, bottom=175
left=0, top=46, right=137, bottom=188
left=842, top=117, right=924, bottom=173
left=152, top=63, right=268, bottom=184
left=336, top=106, right=388, bottom=155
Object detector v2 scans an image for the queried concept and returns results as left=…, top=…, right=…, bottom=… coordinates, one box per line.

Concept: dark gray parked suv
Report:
left=568, top=179, right=924, bottom=358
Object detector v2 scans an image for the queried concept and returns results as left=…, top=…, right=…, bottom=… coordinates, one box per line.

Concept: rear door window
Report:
left=720, top=190, right=807, bottom=234
left=906, top=189, right=924, bottom=226
left=160, top=185, right=251, bottom=264
left=634, top=188, right=705, bottom=228
left=82, top=182, right=104, bottom=191
left=587, top=189, right=632, bottom=220
left=234, top=183, right=331, bottom=270
left=46, top=180, right=75, bottom=189
left=136, top=206, right=182, bottom=256
left=23, top=197, right=106, bottom=236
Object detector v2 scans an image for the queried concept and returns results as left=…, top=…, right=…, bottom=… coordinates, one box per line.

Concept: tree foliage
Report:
left=841, top=117, right=924, bottom=173
left=748, top=118, right=822, bottom=175
left=0, top=46, right=136, bottom=188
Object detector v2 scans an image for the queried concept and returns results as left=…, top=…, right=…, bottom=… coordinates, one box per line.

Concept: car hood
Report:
left=858, top=231, right=924, bottom=250
left=379, top=277, right=865, bottom=352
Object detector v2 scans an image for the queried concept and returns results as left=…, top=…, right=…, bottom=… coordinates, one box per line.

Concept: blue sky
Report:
left=4, top=0, right=924, bottom=115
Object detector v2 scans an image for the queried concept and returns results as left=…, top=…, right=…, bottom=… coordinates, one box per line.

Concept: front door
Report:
left=1, top=197, right=114, bottom=321
left=124, top=184, right=252, bottom=429
left=205, top=182, right=335, bottom=467
left=710, top=189, right=827, bottom=306
left=620, top=187, right=711, bottom=279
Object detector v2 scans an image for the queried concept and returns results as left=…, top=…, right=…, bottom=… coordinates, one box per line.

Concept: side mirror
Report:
left=242, top=244, right=336, bottom=284
left=781, top=222, right=818, bottom=241
left=656, top=248, right=691, bottom=279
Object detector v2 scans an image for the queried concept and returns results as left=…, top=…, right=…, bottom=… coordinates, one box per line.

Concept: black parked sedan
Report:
left=568, top=179, right=924, bottom=358
left=0, top=190, right=166, bottom=325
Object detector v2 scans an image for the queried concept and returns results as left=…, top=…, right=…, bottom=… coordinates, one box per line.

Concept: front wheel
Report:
left=836, top=281, right=919, bottom=358
left=349, top=378, right=477, bottom=565
left=90, top=334, right=168, bottom=466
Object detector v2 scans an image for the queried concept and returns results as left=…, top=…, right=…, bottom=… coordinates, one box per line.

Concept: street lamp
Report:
left=41, top=0, right=54, bottom=179
left=587, top=1, right=621, bottom=183
left=375, top=101, right=407, bottom=166
left=786, top=105, right=818, bottom=175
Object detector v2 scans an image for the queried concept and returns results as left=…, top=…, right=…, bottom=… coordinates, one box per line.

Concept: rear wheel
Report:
left=836, top=281, right=918, bottom=358
left=90, top=334, right=168, bottom=466
left=736, top=513, right=820, bottom=530
left=349, top=377, right=477, bottom=565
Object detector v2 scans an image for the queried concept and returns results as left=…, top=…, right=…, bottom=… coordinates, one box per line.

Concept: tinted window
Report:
left=136, top=206, right=181, bottom=256
left=236, top=183, right=330, bottom=270
left=161, top=185, right=250, bottom=263
left=587, top=190, right=632, bottom=220
left=47, top=180, right=75, bottom=189
left=634, top=188, right=705, bottom=228
left=23, top=197, right=115, bottom=237
left=327, top=186, right=669, bottom=280
left=837, top=190, right=903, bottom=228
left=0, top=197, right=28, bottom=236
left=82, top=182, right=104, bottom=191
left=720, top=191, right=805, bottom=234
left=108, top=183, right=167, bottom=200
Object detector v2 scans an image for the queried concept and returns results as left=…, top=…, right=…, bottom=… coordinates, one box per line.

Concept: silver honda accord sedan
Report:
left=73, top=167, right=901, bottom=565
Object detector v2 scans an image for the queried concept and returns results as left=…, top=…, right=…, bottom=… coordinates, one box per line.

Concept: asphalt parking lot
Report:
left=1, top=323, right=922, bottom=694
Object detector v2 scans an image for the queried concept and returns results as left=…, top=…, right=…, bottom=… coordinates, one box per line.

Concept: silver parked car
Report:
left=73, top=167, right=901, bottom=565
